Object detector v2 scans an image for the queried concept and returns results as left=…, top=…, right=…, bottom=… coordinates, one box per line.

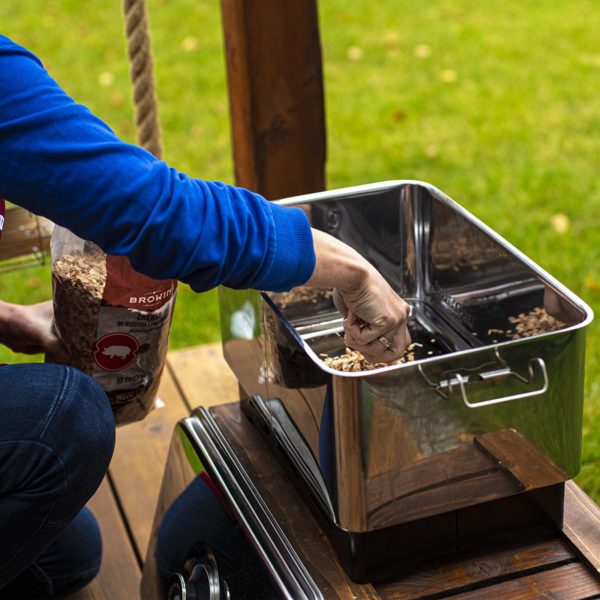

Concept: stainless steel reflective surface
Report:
left=141, top=413, right=321, bottom=599
left=219, top=181, right=593, bottom=536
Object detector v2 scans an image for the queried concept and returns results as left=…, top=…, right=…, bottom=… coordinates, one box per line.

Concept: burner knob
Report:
left=168, top=561, right=230, bottom=600
left=167, top=573, right=193, bottom=600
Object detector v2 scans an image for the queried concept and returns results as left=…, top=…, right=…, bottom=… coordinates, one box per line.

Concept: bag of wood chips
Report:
left=51, top=226, right=177, bottom=425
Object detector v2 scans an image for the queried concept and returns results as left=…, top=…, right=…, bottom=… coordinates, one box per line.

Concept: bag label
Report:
left=103, top=255, right=176, bottom=311
left=94, top=332, right=140, bottom=371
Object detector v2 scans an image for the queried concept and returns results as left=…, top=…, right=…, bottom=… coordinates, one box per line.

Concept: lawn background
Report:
left=2, top=0, right=600, bottom=499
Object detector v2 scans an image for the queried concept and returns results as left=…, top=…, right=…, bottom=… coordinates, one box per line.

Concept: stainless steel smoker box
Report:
left=219, top=181, right=593, bottom=582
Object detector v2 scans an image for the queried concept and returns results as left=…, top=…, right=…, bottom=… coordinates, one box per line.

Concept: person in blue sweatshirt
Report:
left=0, top=35, right=410, bottom=597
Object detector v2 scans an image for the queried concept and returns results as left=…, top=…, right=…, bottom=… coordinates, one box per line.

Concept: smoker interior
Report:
left=270, top=182, right=587, bottom=368
left=272, top=282, right=554, bottom=370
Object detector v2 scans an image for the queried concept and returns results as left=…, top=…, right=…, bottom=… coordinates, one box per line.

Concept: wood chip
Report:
left=487, top=328, right=504, bottom=335
left=270, top=286, right=333, bottom=309
left=505, top=307, right=565, bottom=339
left=323, top=342, right=422, bottom=372
left=53, top=251, right=106, bottom=374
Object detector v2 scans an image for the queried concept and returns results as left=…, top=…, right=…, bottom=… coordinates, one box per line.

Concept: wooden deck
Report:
left=66, top=343, right=600, bottom=600
left=67, top=343, right=237, bottom=600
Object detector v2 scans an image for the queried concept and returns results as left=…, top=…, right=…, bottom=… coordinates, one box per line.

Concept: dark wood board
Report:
left=475, top=428, right=568, bottom=490
left=453, top=561, right=600, bottom=599
left=211, top=401, right=600, bottom=599
left=374, top=538, right=576, bottom=599
left=564, top=479, right=600, bottom=574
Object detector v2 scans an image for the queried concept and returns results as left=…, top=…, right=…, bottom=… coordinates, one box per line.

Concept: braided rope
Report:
left=123, top=0, right=162, bottom=159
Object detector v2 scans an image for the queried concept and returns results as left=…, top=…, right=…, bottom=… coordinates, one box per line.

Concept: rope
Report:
left=122, top=0, right=178, bottom=297
left=123, top=0, right=162, bottom=159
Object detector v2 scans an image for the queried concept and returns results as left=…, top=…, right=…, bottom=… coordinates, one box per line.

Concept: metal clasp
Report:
left=418, top=348, right=548, bottom=408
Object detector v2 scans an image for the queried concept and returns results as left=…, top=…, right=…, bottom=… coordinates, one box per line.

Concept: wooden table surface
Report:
left=212, top=401, right=600, bottom=599
left=67, top=343, right=236, bottom=600
left=67, top=343, right=600, bottom=599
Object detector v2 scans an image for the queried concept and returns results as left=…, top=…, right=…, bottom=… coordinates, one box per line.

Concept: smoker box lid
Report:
left=265, top=180, right=593, bottom=378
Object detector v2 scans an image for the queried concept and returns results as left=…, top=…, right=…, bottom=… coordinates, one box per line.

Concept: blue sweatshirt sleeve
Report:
left=0, top=35, right=316, bottom=292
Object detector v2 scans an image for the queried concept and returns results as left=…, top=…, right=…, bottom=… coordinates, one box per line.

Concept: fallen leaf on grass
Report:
left=414, top=44, right=431, bottom=58
left=441, top=69, right=457, bottom=83
left=347, top=46, right=364, bottom=61
left=585, top=277, right=600, bottom=292
left=384, top=32, right=400, bottom=55
left=392, top=109, right=407, bottom=122
left=98, top=71, right=114, bottom=87
left=384, top=31, right=400, bottom=49
left=550, top=212, right=570, bottom=233
left=110, top=92, right=124, bottom=107
left=425, top=145, right=439, bottom=157
left=181, top=36, right=199, bottom=52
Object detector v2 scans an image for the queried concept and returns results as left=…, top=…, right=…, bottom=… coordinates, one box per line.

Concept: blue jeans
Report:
left=0, top=364, right=115, bottom=598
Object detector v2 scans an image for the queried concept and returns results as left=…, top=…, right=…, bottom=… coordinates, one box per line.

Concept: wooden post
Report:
left=220, top=0, right=326, bottom=198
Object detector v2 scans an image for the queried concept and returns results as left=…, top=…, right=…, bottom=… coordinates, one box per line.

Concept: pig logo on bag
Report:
left=94, top=333, right=139, bottom=371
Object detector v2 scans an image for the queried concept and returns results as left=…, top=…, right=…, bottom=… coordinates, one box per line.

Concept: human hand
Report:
left=305, top=229, right=411, bottom=362
left=543, top=287, right=579, bottom=326
left=0, top=300, right=69, bottom=362
left=334, top=267, right=412, bottom=363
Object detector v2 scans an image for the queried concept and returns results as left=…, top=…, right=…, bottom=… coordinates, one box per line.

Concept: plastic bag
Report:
left=51, top=226, right=176, bottom=425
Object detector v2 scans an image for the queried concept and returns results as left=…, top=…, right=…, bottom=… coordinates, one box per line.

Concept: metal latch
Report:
left=419, top=348, right=549, bottom=408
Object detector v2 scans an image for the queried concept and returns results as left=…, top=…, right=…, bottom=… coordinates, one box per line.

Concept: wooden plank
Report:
left=0, top=206, right=52, bottom=261
left=362, top=434, right=567, bottom=530
left=108, top=366, right=191, bottom=561
left=453, top=562, right=600, bottom=599
left=366, top=444, right=502, bottom=521
left=369, top=470, right=520, bottom=530
left=220, top=0, right=326, bottom=199
left=212, top=402, right=381, bottom=600
left=375, top=537, right=576, bottom=599
left=167, top=342, right=238, bottom=409
left=564, top=479, right=600, bottom=574
left=66, top=478, right=140, bottom=600
left=367, top=444, right=496, bottom=509
left=475, top=429, right=567, bottom=490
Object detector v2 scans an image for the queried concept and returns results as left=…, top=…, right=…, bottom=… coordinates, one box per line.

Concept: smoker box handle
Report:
left=453, top=357, right=548, bottom=408
left=419, top=353, right=548, bottom=408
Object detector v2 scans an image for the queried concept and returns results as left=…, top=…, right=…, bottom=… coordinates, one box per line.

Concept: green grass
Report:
left=3, top=1, right=600, bottom=499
